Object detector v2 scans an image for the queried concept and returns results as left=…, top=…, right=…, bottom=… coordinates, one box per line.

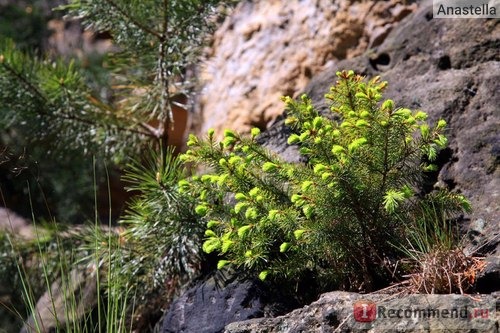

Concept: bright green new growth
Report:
left=181, top=70, right=470, bottom=291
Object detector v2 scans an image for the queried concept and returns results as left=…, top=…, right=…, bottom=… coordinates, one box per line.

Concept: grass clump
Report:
left=0, top=150, right=206, bottom=332
left=401, top=203, right=486, bottom=294
left=408, top=248, right=485, bottom=294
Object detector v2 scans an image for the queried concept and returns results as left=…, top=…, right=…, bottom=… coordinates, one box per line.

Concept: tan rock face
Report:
left=0, top=207, right=33, bottom=239
left=195, top=0, right=416, bottom=137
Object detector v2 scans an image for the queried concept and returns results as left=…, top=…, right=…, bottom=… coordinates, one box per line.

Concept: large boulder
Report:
left=225, top=292, right=499, bottom=333
left=222, top=2, right=499, bottom=332
left=160, top=274, right=280, bottom=333
left=269, top=1, right=500, bottom=248
left=194, top=0, right=416, bottom=136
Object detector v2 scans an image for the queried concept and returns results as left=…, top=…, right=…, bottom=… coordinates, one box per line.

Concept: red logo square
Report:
left=354, top=299, right=376, bottom=322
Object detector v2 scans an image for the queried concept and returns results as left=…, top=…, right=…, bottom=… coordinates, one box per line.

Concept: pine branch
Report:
left=1, top=59, right=47, bottom=104
left=103, top=0, right=162, bottom=39
left=1, top=58, right=155, bottom=139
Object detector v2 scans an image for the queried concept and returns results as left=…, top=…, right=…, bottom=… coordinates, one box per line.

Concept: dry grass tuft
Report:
left=407, top=248, right=486, bottom=294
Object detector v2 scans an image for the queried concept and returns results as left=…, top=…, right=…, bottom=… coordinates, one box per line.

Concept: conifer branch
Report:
left=1, top=61, right=47, bottom=104
left=1, top=61, right=153, bottom=138
left=103, top=0, right=162, bottom=39
left=155, top=0, right=174, bottom=164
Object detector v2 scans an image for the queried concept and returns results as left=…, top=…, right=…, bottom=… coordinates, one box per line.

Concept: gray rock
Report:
left=160, top=275, right=267, bottom=333
left=225, top=292, right=499, bottom=333
left=0, top=207, right=34, bottom=239
left=476, top=256, right=500, bottom=294
left=256, top=115, right=304, bottom=164
left=223, top=4, right=500, bottom=332
left=274, top=1, right=500, bottom=253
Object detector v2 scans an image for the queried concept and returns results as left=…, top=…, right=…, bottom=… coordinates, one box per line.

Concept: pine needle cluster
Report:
left=117, top=149, right=203, bottom=299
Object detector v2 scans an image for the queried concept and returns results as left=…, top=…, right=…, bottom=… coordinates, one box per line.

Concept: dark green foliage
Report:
left=0, top=35, right=129, bottom=222
left=0, top=38, right=148, bottom=159
left=181, top=70, right=470, bottom=292
left=0, top=0, right=236, bottom=223
left=116, top=148, right=204, bottom=297
left=0, top=145, right=104, bottom=223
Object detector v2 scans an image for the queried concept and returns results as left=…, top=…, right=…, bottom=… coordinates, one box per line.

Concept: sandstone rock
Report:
left=224, top=292, right=499, bottom=333
left=194, top=0, right=416, bottom=137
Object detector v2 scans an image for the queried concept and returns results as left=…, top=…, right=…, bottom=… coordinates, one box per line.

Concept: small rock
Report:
left=160, top=275, right=268, bottom=333
left=0, top=207, right=34, bottom=239
left=20, top=266, right=98, bottom=333
left=475, top=256, right=500, bottom=294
